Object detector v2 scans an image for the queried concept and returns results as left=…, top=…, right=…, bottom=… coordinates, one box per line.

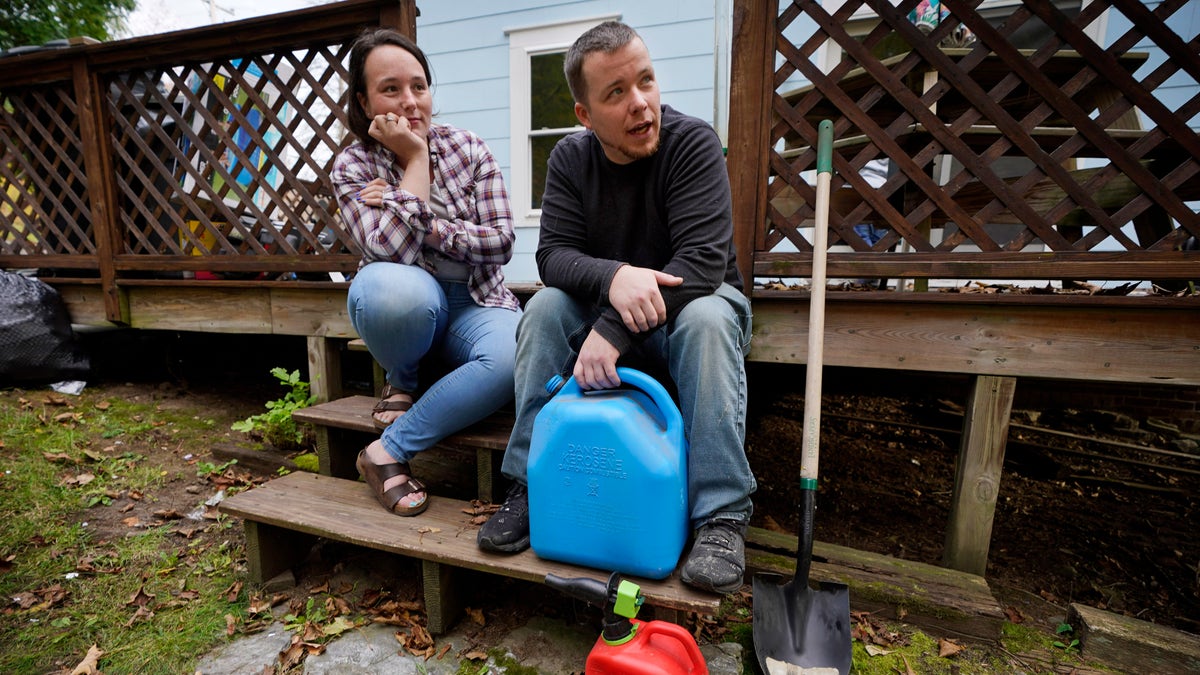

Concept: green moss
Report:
left=463, top=649, right=542, bottom=675
left=292, top=453, right=319, bottom=473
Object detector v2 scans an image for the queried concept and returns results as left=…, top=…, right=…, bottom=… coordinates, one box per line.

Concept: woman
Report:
left=332, top=28, right=521, bottom=516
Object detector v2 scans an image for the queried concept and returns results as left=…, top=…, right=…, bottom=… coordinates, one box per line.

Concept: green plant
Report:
left=1053, top=622, right=1081, bottom=654
left=196, top=458, right=238, bottom=478
left=230, top=367, right=316, bottom=452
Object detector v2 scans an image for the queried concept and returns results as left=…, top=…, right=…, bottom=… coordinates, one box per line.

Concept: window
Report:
left=507, top=16, right=617, bottom=227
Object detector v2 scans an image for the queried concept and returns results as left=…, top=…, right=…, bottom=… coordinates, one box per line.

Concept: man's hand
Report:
left=573, top=330, right=621, bottom=390
left=608, top=265, right=683, bottom=333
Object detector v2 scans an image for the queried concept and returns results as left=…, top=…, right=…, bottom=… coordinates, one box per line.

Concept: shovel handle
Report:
left=801, top=120, right=833, bottom=487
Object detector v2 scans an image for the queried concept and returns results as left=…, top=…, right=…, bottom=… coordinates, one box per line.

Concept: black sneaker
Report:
left=680, top=518, right=747, bottom=594
left=476, top=483, right=530, bottom=553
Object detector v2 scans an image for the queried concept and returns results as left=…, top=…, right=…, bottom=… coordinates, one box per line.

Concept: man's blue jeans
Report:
left=347, top=262, right=521, bottom=463
left=500, top=283, right=756, bottom=527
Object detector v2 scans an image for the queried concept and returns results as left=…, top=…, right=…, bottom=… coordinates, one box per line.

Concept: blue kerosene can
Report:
left=528, top=367, right=688, bottom=579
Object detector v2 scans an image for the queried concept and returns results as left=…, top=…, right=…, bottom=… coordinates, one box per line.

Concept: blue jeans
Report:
left=500, top=284, right=756, bottom=527
left=854, top=223, right=886, bottom=247
left=347, top=262, right=521, bottom=463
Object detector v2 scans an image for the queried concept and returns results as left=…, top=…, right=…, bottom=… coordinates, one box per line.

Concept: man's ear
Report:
left=574, top=102, right=591, bottom=130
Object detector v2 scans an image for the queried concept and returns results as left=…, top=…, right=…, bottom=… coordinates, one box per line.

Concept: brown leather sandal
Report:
left=356, top=449, right=429, bottom=516
left=372, top=384, right=413, bottom=430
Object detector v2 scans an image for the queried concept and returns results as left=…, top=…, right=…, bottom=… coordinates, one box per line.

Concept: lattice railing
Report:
left=0, top=0, right=415, bottom=292
left=728, top=0, right=1200, bottom=289
left=1, top=84, right=92, bottom=257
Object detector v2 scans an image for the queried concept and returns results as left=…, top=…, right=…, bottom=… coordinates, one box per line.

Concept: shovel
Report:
left=752, top=119, right=852, bottom=675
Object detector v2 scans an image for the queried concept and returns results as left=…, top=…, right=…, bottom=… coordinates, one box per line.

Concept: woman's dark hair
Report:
left=344, top=28, right=433, bottom=142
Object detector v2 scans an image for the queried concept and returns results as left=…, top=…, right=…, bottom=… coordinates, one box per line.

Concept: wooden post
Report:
left=307, top=335, right=343, bottom=403
left=380, top=0, right=418, bottom=38
left=943, top=374, right=1016, bottom=575
left=72, top=60, right=126, bottom=324
left=726, top=0, right=776, bottom=294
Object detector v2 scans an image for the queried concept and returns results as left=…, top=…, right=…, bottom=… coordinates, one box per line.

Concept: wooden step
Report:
left=221, top=470, right=1007, bottom=641
left=292, top=395, right=513, bottom=501
left=744, top=527, right=1005, bottom=642
left=220, top=470, right=721, bottom=634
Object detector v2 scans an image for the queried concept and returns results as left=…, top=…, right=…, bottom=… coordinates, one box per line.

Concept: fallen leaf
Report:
left=94, top=401, right=110, bottom=410
left=1003, top=605, right=1025, bottom=623
left=224, top=581, right=244, bottom=602
left=938, top=637, right=964, bottom=657
left=122, top=517, right=141, bottom=528
left=12, top=591, right=40, bottom=609
left=68, top=643, right=103, bottom=675
left=323, top=615, right=356, bottom=636
left=248, top=596, right=274, bottom=615
left=173, top=524, right=205, bottom=539
left=152, top=509, right=185, bottom=520
left=462, top=650, right=488, bottom=661
left=42, top=452, right=73, bottom=464
left=864, top=644, right=890, bottom=656
left=464, top=606, right=485, bottom=626
left=124, top=604, right=154, bottom=627
left=329, top=595, right=352, bottom=616
left=61, top=472, right=95, bottom=487
left=54, top=412, right=81, bottom=424
left=126, top=586, right=155, bottom=607
left=899, top=653, right=916, bottom=675
left=226, top=613, right=239, bottom=636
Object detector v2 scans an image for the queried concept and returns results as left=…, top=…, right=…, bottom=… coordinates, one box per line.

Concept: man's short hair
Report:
left=564, top=21, right=641, bottom=104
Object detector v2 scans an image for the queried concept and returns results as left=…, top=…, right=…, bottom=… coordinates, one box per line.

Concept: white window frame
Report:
left=505, top=15, right=618, bottom=229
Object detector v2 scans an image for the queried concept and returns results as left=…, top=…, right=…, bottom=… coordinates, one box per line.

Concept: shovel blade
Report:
left=753, top=574, right=851, bottom=675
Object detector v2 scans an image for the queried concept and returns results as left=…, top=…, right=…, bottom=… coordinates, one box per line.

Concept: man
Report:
left=476, top=20, right=755, bottom=594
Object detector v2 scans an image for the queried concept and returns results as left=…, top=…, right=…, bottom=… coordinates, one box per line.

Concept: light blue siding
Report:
left=416, top=1, right=729, bottom=282
left=1106, top=0, right=1200, bottom=129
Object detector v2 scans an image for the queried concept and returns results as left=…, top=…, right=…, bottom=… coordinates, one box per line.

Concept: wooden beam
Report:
left=1068, top=602, right=1200, bottom=675
left=943, top=375, right=1015, bottom=575
left=748, top=294, right=1200, bottom=385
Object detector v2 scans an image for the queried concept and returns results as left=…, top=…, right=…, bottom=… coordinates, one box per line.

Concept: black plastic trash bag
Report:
left=0, top=271, right=90, bottom=385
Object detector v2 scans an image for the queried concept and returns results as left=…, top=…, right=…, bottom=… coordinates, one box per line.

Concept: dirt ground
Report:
left=37, top=330, right=1200, bottom=657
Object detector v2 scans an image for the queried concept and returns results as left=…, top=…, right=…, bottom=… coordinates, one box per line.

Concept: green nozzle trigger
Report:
left=613, top=579, right=644, bottom=619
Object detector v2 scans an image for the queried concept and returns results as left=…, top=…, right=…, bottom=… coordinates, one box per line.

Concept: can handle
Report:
left=547, top=367, right=685, bottom=446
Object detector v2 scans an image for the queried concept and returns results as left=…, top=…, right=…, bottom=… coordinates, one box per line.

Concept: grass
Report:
left=0, top=387, right=250, bottom=674
left=0, top=379, right=1121, bottom=674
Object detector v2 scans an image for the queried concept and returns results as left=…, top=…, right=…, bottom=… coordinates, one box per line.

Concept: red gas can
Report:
left=545, top=572, right=708, bottom=675
left=586, top=618, right=708, bottom=675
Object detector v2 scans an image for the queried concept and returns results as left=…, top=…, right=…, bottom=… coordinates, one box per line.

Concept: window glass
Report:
left=530, top=133, right=568, bottom=209
left=530, top=52, right=576, bottom=129
left=529, top=51, right=578, bottom=208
